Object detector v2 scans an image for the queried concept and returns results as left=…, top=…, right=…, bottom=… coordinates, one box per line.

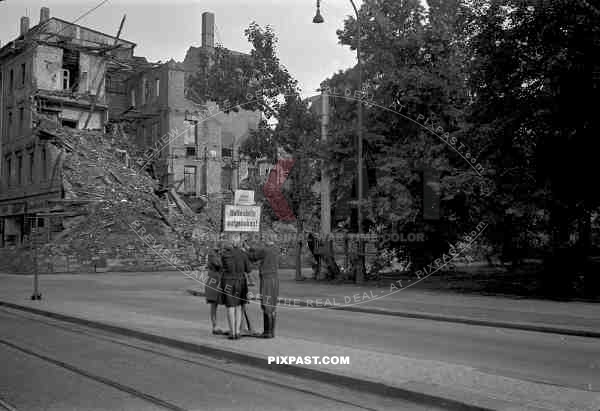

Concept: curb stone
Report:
left=185, top=289, right=600, bottom=339
left=0, top=300, right=491, bottom=411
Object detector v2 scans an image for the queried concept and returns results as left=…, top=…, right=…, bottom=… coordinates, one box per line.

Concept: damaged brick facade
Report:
left=0, top=9, right=261, bottom=249
left=120, top=12, right=260, bottom=200
left=0, top=9, right=137, bottom=247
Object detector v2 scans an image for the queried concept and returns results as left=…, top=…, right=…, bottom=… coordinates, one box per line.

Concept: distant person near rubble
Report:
left=220, top=234, right=251, bottom=340
left=206, top=242, right=226, bottom=335
left=247, top=240, right=280, bottom=339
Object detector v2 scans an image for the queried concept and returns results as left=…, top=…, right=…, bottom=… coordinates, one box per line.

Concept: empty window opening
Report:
left=20, top=63, right=26, bottom=86
left=41, top=147, right=47, bottom=180
left=142, top=78, right=148, bottom=104
left=184, top=166, right=197, bottom=195
left=29, top=152, right=34, bottom=183
left=19, top=108, right=24, bottom=133
left=222, top=147, right=233, bottom=158
left=62, top=49, right=80, bottom=91
left=186, top=147, right=196, bottom=158
left=5, top=157, right=12, bottom=183
left=61, top=119, right=78, bottom=129
left=17, top=155, right=23, bottom=185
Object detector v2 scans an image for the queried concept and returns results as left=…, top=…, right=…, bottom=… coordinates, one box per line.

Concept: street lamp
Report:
left=313, top=0, right=365, bottom=283
left=313, top=0, right=324, bottom=24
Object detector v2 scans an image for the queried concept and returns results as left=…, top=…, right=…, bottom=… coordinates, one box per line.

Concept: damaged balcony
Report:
left=34, top=89, right=108, bottom=130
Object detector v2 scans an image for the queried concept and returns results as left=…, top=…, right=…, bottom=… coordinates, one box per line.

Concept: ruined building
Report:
left=0, top=9, right=260, bottom=247
left=119, top=12, right=260, bottom=198
left=0, top=8, right=137, bottom=247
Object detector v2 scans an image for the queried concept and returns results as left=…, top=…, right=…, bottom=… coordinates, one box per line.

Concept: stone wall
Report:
left=34, top=236, right=202, bottom=274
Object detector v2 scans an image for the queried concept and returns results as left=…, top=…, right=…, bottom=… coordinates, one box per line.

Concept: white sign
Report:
left=234, top=190, right=255, bottom=206
left=224, top=205, right=261, bottom=232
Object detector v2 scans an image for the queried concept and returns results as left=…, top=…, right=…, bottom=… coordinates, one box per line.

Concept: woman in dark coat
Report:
left=206, top=243, right=226, bottom=335
left=220, top=235, right=251, bottom=339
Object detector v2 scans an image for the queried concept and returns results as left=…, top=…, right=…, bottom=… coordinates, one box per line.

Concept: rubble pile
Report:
left=35, top=122, right=218, bottom=272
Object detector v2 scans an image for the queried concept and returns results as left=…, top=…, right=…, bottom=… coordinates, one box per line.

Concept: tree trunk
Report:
left=295, top=219, right=304, bottom=281
left=544, top=203, right=574, bottom=296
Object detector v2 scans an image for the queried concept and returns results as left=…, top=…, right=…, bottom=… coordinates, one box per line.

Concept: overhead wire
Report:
left=34, top=0, right=112, bottom=41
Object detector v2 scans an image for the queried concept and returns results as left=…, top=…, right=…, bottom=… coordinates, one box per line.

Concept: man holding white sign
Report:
left=248, top=240, right=280, bottom=338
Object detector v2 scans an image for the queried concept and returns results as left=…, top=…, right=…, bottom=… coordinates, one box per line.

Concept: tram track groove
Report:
left=0, top=337, right=188, bottom=411
left=0, top=308, right=380, bottom=411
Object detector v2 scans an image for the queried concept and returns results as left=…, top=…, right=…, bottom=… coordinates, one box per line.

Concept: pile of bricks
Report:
left=31, top=123, right=219, bottom=273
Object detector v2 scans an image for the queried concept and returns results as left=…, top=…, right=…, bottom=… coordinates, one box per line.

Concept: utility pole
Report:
left=320, top=91, right=331, bottom=280
left=313, top=0, right=364, bottom=284
left=356, top=18, right=365, bottom=284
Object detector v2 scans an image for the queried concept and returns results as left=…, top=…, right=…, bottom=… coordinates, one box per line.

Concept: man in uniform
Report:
left=220, top=234, right=251, bottom=340
left=248, top=240, right=280, bottom=338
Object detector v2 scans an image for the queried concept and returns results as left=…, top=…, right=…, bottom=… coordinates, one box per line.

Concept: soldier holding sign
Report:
left=248, top=240, right=280, bottom=338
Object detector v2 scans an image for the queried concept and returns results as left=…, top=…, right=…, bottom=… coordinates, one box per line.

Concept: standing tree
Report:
left=467, top=0, right=600, bottom=294
left=324, top=0, right=481, bottom=271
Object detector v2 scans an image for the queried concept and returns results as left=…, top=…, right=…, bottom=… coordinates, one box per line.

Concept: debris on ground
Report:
left=28, top=120, right=219, bottom=272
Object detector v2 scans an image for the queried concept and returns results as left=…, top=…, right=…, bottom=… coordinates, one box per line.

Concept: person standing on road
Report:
left=206, top=242, right=226, bottom=335
left=220, top=234, right=251, bottom=340
left=248, top=240, right=280, bottom=338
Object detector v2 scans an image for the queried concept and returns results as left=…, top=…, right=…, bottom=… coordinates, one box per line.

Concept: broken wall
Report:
left=32, top=45, right=63, bottom=91
left=106, top=69, right=129, bottom=119
left=79, top=53, right=106, bottom=100
left=58, top=107, right=104, bottom=130
left=41, top=19, right=135, bottom=60
left=32, top=44, right=107, bottom=99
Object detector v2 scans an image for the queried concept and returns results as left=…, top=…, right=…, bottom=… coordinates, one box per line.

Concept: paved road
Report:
left=260, top=302, right=599, bottom=392
left=0, top=273, right=598, bottom=402
left=272, top=269, right=600, bottom=333
left=0, top=307, right=441, bottom=411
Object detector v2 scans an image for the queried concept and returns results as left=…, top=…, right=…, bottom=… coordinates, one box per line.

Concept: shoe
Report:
left=228, top=335, right=236, bottom=340
left=212, top=328, right=227, bottom=335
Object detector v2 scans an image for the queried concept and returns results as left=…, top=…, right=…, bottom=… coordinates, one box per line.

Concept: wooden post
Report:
left=30, top=215, right=42, bottom=300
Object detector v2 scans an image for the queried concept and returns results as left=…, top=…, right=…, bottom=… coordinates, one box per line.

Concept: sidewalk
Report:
left=189, top=269, right=600, bottom=338
left=0, top=273, right=598, bottom=411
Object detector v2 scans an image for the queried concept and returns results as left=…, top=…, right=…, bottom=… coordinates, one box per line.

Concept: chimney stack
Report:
left=202, top=12, right=215, bottom=48
left=40, top=7, right=51, bottom=24
left=20, top=16, right=30, bottom=36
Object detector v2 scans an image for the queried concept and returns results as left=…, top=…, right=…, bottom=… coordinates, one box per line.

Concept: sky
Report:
left=0, top=0, right=361, bottom=97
